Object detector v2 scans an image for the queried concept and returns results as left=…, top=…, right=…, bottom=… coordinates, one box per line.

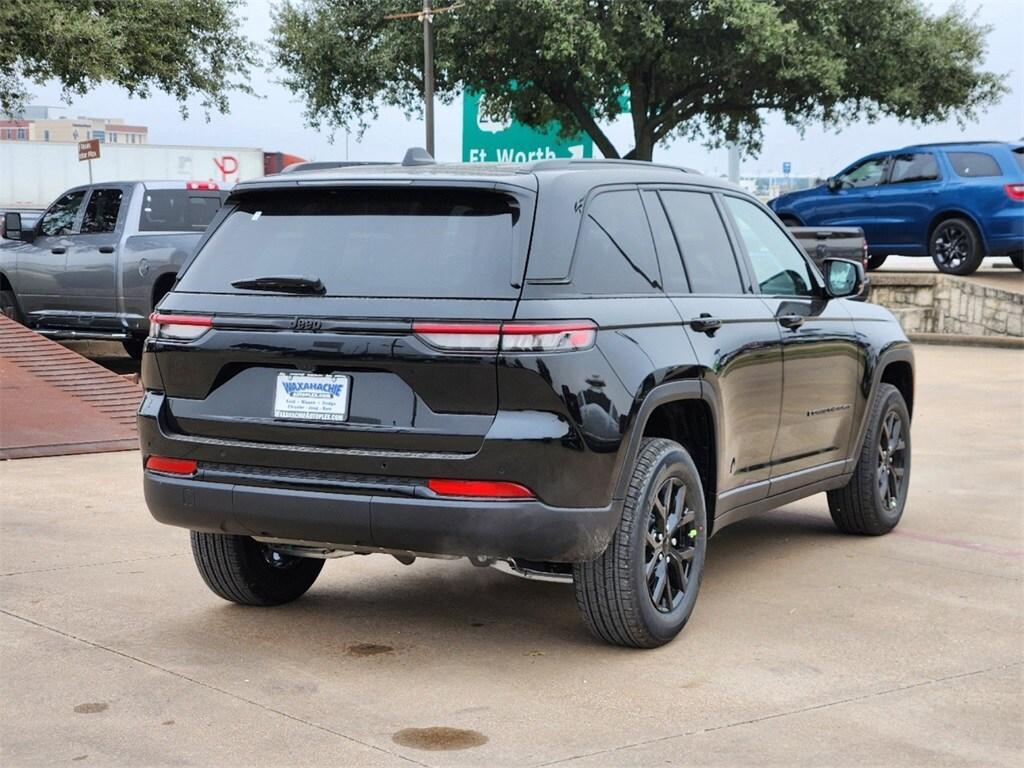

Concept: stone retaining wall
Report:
left=868, top=273, right=1023, bottom=337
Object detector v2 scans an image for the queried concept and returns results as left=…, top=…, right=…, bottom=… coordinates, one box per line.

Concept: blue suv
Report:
left=769, top=141, right=1024, bottom=275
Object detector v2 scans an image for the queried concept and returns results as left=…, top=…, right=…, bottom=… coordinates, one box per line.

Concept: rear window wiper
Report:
left=231, top=275, right=326, bottom=295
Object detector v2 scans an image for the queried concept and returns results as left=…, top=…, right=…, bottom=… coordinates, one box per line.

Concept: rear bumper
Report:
left=144, top=471, right=617, bottom=562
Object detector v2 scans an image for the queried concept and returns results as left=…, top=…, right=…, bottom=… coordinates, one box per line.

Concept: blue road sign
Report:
left=783, top=161, right=792, bottom=175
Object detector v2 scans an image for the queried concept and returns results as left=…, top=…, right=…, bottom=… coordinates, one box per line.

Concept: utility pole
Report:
left=385, top=2, right=460, bottom=157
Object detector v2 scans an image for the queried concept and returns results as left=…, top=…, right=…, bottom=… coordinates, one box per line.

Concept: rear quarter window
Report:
left=947, top=152, right=1002, bottom=177
left=570, top=189, right=661, bottom=295
left=175, top=188, right=525, bottom=299
left=139, top=190, right=222, bottom=231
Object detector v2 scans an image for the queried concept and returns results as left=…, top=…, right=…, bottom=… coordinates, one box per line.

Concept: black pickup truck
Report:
left=787, top=226, right=872, bottom=271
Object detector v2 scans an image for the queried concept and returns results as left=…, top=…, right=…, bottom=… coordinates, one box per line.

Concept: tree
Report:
left=0, top=0, right=257, bottom=118
left=271, top=0, right=1006, bottom=160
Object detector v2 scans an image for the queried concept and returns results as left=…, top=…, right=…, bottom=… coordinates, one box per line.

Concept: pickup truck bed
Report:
left=788, top=226, right=868, bottom=270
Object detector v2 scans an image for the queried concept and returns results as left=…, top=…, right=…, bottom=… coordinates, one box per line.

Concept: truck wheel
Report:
left=930, top=218, right=984, bottom=275
left=1010, top=252, right=1023, bottom=271
left=827, top=383, right=911, bottom=536
left=573, top=438, right=707, bottom=648
left=190, top=532, right=324, bottom=606
left=122, top=336, right=145, bottom=360
left=1, top=289, right=22, bottom=323
left=866, top=254, right=888, bottom=271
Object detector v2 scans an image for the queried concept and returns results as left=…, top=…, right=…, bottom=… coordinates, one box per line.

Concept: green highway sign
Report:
left=462, top=90, right=593, bottom=163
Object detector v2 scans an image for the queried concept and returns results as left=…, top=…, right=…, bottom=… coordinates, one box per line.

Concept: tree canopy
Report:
left=272, top=0, right=1006, bottom=160
left=0, top=0, right=258, bottom=118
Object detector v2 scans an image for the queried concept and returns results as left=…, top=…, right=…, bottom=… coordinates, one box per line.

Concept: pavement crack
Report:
left=0, top=607, right=432, bottom=767
left=1, top=552, right=189, bottom=577
left=535, top=661, right=1024, bottom=767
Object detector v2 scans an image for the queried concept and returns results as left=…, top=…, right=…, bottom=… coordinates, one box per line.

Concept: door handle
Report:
left=778, top=314, right=805, bottom=329
left=50, top=247, right=66, bottom=254
left=690, top=314, right=722, bottom=335
left=98, top=246, right=115, bottom=254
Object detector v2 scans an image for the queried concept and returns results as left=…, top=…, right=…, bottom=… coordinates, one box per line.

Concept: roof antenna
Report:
left=402, top=147, right=436, bottom=166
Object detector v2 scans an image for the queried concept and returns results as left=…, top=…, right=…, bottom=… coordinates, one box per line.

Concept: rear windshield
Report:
left=139, top=190, right=222, bottom=232
left=176, top=188, right=525, bottom=298
left=1014, top=147, right=1024, bottom=172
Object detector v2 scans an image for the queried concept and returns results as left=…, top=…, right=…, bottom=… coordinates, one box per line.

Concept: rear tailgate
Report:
left=147, top=185, right=533, bottom=458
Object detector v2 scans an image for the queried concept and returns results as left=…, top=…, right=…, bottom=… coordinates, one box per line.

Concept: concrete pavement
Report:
left=1, top=344, right=1022, bottom=767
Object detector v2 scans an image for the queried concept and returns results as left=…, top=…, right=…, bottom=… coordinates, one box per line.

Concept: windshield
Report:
left=176, top=188, right=526, bottom=299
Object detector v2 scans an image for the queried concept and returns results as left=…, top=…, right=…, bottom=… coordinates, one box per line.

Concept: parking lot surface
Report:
left=2, top=344, right=1022, bottom=767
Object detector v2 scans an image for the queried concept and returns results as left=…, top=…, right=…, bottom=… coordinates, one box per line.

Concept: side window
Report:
left=659, top=190, right=744, bottom=294
left=572, top=189, right=661, bottom=295
left=724, top=196, right=815, bottom=297
left=889, top=153, right=940, bottom=184
left=838, top=156, right=888, bottom=188
left=947, top=152, right=1002, bottom=177
left=81, top=188, right=124, bottom=234
left=38, top=191, right=86, bottom=237
left=641, top=190, right=688, bottom=293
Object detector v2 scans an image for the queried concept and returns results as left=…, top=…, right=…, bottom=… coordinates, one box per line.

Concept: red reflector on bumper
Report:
left=146, top=456, right=198, bottom=476
left=427, top=479, right=534, bottom=499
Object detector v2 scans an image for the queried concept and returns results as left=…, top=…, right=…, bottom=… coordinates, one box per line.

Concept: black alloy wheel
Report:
left=827, top=383, right=911, bottom=536
left=930, top=218, right=984, bottom=275
left=645, top=476, right=698, bottom=613
left=574, top=438, right=708, bottom=648
left=876, top=408, right=908, bottom=513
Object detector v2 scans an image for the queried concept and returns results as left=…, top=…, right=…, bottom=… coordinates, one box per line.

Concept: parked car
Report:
left=140, top=155, right=914, bottom=648
left=768, top=141, right=1024, bottom=275
left=0, top=181, right=227, bottom=357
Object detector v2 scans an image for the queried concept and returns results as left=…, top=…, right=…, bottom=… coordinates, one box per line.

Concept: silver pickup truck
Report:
left=1, top=181, right=225, bottom=357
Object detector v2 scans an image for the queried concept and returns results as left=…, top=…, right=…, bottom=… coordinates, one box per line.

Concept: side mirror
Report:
left=826, top=177, right=842, bottom=192
left=822, top=257, right=865, bottom=299
left=2, top=212, right=22, bottom=240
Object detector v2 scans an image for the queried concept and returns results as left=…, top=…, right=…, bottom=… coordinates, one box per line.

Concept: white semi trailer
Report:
left=0, top=141, right=268, bottom=208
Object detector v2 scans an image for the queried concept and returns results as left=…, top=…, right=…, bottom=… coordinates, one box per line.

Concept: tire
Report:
left=1, top=289, right=22, bottom=323
left=930, top=217, right=984, bottom=275
left=1010, top=252, right=1023, bottom=271
left=827, top=383, right=911, bottom=536
left=866, top=254, right=888, bottom=271
left=122, top=336, right=145, bottom=360
left=573, top=438, right=708, bottom=648
left=779, top=215, right=801, bottom=227
left=190, top=532, right=324, bottom=606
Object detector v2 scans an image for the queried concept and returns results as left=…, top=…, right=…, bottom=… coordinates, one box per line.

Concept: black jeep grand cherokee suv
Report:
left=140, top=156, right=913, bottom=648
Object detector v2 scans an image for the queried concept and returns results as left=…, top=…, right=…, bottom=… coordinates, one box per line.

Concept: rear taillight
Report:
left=412, top=322, right=502, bottom=351
left=186, top=181, right=219, bottom=190
left=427, top=479, right=534, bottom=499
left=413, top=320, right=597, bottom=352
left=1005, top=183, right=1024, bottom=201
left=149, top=312, right=213, bottom=341
left=145, top=456, right=198, bottom=476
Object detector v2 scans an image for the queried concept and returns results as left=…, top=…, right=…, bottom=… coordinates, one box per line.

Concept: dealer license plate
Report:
left=273, top=372, right=350, bottom=423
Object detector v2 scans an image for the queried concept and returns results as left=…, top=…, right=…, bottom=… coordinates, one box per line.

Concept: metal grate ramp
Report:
left=0, top=316, right=142, bottom=459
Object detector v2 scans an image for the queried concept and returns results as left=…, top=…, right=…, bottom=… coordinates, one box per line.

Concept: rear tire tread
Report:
left=573, top=438, right=703, bottom=648
left=190, top=532, right=323, bottom=606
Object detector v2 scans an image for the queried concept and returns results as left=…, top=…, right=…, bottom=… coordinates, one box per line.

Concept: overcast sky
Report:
left=23, top=0, right=1024, bottom=178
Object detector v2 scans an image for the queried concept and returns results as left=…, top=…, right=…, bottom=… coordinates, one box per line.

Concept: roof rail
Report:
left=402, top=147, right=436, bottom=166
left=901, top=140, right=1004, bottom=149
left=526, top=158, right=699, bottom=174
